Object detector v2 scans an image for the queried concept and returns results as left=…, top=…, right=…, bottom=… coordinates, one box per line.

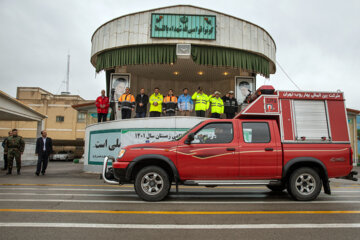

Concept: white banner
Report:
left=88, top=128, right=188, bottom=165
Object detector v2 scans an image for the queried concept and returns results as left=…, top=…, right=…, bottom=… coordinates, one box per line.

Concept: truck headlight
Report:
left=117, top=149, right=126, bottom=159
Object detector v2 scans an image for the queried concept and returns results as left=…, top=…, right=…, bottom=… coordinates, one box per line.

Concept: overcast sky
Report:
left=0, top=0, right=359, bottom=109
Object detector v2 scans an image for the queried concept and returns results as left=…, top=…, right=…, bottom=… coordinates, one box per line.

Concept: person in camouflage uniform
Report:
left=2, top=131, right=12, bottom=170
left=4, top=129, right=25, bottom=175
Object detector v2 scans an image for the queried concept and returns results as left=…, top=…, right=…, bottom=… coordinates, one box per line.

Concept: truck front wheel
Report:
left=134, top=166, right=170, bottom=202
left=288, top=167, right=322, bottom=201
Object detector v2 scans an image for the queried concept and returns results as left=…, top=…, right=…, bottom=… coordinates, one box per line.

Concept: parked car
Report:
left=50, top=151, right=75, bottom=161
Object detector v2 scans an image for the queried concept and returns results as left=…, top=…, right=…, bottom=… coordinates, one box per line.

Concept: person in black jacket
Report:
left=2, top=131, right=12, bottom=170
left=35, top=130, right=53, bottom=176
left=222, top=91, right=239, bottom=119
left=135, top=88, right=149, bottom=118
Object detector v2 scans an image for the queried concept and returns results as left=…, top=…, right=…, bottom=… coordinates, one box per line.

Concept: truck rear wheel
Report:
left=288, top=167, right=322, bottom=201
left=134, top=166, right=170, bottom=202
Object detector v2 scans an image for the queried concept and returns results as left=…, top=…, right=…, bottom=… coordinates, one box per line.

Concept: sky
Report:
left=0, top=0, right=359, bottom=109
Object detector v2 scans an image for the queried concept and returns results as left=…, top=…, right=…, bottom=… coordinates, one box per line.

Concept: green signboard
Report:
left=151, top=13, right=216, bottom=40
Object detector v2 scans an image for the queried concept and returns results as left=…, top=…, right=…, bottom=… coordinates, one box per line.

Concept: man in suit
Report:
left=35, top=130, right=53, bottom=176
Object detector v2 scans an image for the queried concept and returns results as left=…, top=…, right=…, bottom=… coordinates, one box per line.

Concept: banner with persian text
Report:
left=88, top=128, right=188, bottom=165
left=151, top=13, right=216, bottom=40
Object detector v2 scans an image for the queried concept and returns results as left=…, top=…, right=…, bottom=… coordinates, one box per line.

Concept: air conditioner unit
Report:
left=176, top=44, right=191, bottom=58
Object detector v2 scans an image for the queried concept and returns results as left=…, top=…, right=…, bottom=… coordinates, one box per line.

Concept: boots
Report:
left=6, top=169, right=12, bottom=175
left=17, top=169, right=21, bottom=175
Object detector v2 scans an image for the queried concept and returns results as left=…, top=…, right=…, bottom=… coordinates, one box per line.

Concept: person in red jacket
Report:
left=95, top=90, right=109, bottom=122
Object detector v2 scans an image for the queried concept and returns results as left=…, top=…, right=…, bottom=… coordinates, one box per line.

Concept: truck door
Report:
left=176, top=122, right=239, bottom=180
left=239, top=120, right=281, bottom=178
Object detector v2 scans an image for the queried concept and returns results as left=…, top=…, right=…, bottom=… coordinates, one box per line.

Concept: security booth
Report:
left=90, top=5, right=276, bottom=119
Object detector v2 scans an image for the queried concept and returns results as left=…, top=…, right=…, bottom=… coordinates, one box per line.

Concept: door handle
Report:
left=226, top=148, right=235, bottom=151
left=265, top=148, right=273, bottom=151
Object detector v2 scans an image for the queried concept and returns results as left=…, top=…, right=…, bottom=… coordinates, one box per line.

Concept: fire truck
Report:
left=102, top=86, right=357, bottom=201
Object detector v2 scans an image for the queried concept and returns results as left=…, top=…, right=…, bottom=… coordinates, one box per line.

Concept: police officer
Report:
left=222, top=90, right=239, bottom=119
left=4, top=129, right=25, bottom=175
left=149, top=87, right=163, bottom=117
left=192, top=87, right=209, bottom=117
left=209, top=91, right=224, bottom=118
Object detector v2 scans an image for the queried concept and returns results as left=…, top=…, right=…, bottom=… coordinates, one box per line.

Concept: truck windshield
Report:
left=173, top=121, right=204, bottom=141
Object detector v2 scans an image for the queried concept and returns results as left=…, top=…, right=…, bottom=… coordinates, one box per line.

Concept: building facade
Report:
left=90, top=5, right=277, bottom=118
left=0, top=87, right=94, bottom=156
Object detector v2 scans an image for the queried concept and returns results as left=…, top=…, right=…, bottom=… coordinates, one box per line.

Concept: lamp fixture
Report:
left=197, top=71, right=204, bottom=76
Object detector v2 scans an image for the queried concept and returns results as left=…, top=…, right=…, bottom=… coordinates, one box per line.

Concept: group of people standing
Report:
left=95, top=87, right=239, bottom=122
left=2, top=129, right=53, bottom=176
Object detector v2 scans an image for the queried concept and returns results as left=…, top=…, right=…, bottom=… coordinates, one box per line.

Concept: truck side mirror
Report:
left=185, top=133, right=195, bottom=145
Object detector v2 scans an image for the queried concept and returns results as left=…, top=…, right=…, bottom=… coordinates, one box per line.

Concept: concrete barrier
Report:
left=84, top=116, right=207, bottom=173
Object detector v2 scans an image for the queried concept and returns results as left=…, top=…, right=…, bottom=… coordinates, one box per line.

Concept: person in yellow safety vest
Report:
left=163, top=89, right=178, bottom=116
left=192, top=87, right=209, bottom=117
left=209, top=91, right=224, bottom=119
left=118, top=87, right=135, bottom=119
left=149, top=87, right=163, bottom=117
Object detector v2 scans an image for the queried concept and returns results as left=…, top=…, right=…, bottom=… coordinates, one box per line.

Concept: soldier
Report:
left=4, top=129, right=25, bottom=175
left=2, top=131, right=12, bottom=170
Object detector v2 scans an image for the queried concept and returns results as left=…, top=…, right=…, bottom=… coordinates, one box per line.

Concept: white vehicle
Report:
left=50, top=151, right=75, bottom=161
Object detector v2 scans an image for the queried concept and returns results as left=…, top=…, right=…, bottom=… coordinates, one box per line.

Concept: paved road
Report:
left=0, top=162, right=359, bottom=240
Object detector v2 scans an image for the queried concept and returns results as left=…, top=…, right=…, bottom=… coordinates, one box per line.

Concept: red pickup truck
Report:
left=102, top=86, right=357, bottom=201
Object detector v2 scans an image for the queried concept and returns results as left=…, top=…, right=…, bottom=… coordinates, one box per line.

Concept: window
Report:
left=56, top=116, right=64, bottom=122
left=242, top=122, right=270, bottom=143
left=77, top=112, right=86, bottom=123
left=193, top=123, right=233, bottom=144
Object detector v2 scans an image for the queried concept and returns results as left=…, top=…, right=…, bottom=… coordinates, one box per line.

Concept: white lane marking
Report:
left=0, top=192, right=359, bottom=200
left=1, top=187, right=360, bottom=193
left=1, top=222, right=360, bottom=229
left=0, top=188, right=130, bottom=192
left=1, top=198, right=360, bottom=204
left=0, top=193, right=127, bottom=197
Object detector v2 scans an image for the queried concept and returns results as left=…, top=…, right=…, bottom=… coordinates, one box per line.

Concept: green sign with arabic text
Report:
left=151, top=13, right=216, bottom=40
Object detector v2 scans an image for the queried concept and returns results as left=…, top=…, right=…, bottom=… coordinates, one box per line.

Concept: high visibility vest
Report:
left=192, top=92, right=209, bottom=111
left=149, top=93, right=163, bottom=112
left=163, top=96, right=178, bottom=112
left=209, top=97, right=224, bottom=114
left=118, top=94, right=135, bottom=110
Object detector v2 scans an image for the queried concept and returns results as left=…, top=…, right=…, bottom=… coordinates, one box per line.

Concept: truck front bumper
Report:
left=102, top=156, right=131, bottom=185
left=102, top=156, right=120, bottom=185
left=113, top=167, right=128, bottom=183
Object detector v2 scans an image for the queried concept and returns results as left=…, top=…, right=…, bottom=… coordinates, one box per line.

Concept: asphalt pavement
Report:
left=0, top=162, right=360, bottom=240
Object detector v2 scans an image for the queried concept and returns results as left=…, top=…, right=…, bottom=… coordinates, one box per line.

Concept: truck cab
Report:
left=103, top=86, right=357, bottom=201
